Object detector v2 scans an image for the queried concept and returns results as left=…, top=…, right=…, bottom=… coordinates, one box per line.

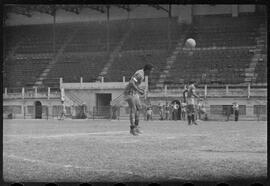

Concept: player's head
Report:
left=143, top=63, right=154, bottom=76
left=190, top=80, right=197, bottom=86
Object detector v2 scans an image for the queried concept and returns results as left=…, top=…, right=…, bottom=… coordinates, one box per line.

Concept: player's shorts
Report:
left=199, top=107, right=206, bottom=114
left=124, top=94, right=141, bottom=111
left=187, top=97, right=195, bottom=105
left=186, top=104, right=195, bottom=114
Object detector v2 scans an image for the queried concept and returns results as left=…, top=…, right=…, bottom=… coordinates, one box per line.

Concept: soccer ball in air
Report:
left=185, top=38, right=196, bottom=48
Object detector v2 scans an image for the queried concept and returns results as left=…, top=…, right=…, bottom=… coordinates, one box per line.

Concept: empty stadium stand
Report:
left=190, top=15, right=264, bottom=47
left=165, top=48, right=254, bottom=88
left=104, top=50, right=169, bottom=82
left=43, top=53, right=109, bottom=86
left=4, top=56, right=51, bottom=87
left=122, top=17, right=181, bottom=51
left=13, top=24, right=71, bottom=54
left=254, top=54, right=267, bottom=83
left=64, top=20, right=129, bottom=53
left=3, top=14, right=267, bottom=90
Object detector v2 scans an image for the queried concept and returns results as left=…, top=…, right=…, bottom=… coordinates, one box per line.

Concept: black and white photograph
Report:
left=2, top=3, right=268, bottom=185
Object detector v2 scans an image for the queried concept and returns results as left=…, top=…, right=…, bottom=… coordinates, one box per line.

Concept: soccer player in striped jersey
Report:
left=183, top=81, right=200, bottom=125
left=124, top=64, right=153, bottom=135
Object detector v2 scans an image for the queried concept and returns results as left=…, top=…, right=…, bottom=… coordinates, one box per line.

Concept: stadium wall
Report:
left=3, top=82, right=267, bottom=121
left=3, top=97, right=62, bottom=119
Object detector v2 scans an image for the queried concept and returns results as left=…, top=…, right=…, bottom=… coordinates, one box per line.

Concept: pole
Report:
left=48, top=87, right=50, bottom=99
left=22, top=87, right=25, bottom=99
left=106, top=5, right=110, bottom=54
left=167, top=4, right=171, bottom=51
left=34, top=87, right=37, bottom=98
left=60, top=77, right=63, bottom=87
left=204, top=85, right=207, bottom=99
left=248, top=83, right=250, bottom=98
left=53, top=6, right=56, bottom=59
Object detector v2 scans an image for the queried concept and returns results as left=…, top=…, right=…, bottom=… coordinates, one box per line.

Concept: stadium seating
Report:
left=3, top=24, right=73, bottom=56
left=191, top=15, right=264, bottom=47
left=165, top=48, right=253, bottom=88
left=3, top=14, right=267, bottom=89
left=104, top=50, right=169, bottom=83
left=44, top=53, right=109, bottom=85
left=254, top=55, right=267, bottom=83
left=64, top=20, right=128, bottom=53
left=4, top=56, right=51, bottom=87
left=122, top=17, right=181, bottom=50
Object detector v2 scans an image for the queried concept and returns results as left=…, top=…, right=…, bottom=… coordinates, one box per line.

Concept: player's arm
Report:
left=193, top=92, right=199, bottom=98
left=130, top=78, right=144, bottom=95
left=192, top=89, right=200, bottom=98
left=183, top=89, right=188, bottom=102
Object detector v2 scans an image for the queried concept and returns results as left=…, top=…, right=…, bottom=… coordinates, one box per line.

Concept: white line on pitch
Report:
left=4, top=131, right=128, bottom=139
left=3, top=153, right=135, bottom=175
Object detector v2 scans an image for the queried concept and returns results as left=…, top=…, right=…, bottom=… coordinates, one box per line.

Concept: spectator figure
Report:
left=165, top=103, right=171, bottom=120
left=172, top=102, right=179, bottom=121
left=225, top=105, right=232, bottom=121
left=181, top=100, right=187, bottom=120
left=59, top=100, right=66, bottom=120
left=233, top=102, right=239, bottom=121
left=158, top=103, right=164, bottom=120
left=146, top=105, right=153, bottom=121
left=71, top=104, right=76, bottom=119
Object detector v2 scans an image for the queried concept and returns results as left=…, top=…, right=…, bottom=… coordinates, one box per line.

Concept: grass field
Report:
left=3, top=119, right=267, bottom=184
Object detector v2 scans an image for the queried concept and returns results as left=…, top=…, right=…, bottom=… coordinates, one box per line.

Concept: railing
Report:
left=3, top=87, right=60, bottom=99
left=92, top=106, right=112, bottom=119
left=66, top=92, right=84, bottom=105
left=148, top=84, right=267, bottom=98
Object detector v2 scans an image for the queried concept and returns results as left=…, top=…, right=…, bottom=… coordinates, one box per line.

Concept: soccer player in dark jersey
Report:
left=183, top=81, right=200, bottom=125
left=124, top=64, right=153, bottom=135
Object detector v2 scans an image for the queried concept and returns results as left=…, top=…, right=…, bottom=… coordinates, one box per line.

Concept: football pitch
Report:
left=3, top=119, right=267, bottom=183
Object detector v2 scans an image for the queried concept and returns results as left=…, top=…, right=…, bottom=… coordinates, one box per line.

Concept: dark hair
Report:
left=143, top=63, right=154, bottom=71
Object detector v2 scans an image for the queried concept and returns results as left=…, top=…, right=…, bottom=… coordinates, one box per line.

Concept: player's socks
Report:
left=187, top=115, right=191, bottom=125
left=192, top=114, right=198, bottom=125
left=130, top=125, right=138, bottom=136
left=134, top=120, right=142, bottom=134
left=129, top=116, right=134, bottom=126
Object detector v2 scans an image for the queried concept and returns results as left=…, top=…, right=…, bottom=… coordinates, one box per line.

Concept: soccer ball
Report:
left=185, top=38, right=196, bottom=48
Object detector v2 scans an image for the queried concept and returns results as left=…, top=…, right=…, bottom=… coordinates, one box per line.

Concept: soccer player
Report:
left=183, top=81, right=200, bottom=125
left=124, top=64, right=153, bottom=135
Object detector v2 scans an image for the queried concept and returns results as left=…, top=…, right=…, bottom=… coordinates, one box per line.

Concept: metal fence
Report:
left=3, top=104, right=267, bottom=121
